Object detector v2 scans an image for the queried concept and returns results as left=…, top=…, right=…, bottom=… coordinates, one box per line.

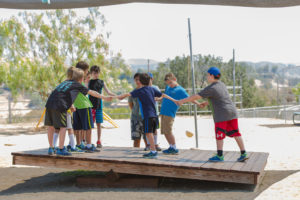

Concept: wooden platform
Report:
left=12, top=147, right=268, bottom=185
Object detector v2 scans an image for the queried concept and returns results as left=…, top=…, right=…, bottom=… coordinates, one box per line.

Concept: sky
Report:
left=1, top=3, right=300, bottom=64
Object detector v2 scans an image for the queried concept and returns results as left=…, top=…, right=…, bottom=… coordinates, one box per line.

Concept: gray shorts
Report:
left=131, top=119, right=144, bottom=140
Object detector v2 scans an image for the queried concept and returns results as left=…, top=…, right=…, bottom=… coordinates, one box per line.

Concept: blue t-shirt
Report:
left=160, top=85, right=189, bottom=118
left=130, top=86, right=162, bottom=119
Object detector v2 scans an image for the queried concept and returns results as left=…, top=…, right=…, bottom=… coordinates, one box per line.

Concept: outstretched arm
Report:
left=118, top=93, right=131, bottom=100
left=162, top=93, right=178, bottom=104
left=88, top=90, right=113, bottom=101
left=177, top=94, right=202, bottom=106
left=103, top=83, right=116, bottom=96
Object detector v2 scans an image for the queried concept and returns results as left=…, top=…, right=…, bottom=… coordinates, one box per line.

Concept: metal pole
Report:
left=147, top=59, right=150, bottom=73
left=8, top=94, right=12, bottom=124
left=233, top=49, right=236, bottom=104
left=188, top=18, right=199, bottom=148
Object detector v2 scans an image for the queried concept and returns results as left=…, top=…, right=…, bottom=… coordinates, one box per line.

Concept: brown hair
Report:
left=90, top=65, right=100, bottom=73
left=76, top=61, right=89, bottom=71
left=164, top=72, right=176, bottom=81
left=72, top=68, right=84, bottom=82
left=66, top=66, right=75, bottom=80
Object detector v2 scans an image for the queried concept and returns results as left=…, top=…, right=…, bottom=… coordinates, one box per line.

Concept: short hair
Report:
left=72, top=68, right=84, bottom=82
left=139, top=73, right=150, bottom=86
left=90, top=65, right=100, bottom=73
left=76, top=61, right=89, bottom=71
left=164, top=72, right=176, bottom=81
left=66, top=66, right=75, bottom=80
left=133, top=73, right=140, bottom=79
left=209, top=73, right=221, bottom=80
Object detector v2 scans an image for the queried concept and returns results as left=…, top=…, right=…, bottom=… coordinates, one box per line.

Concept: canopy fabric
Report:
left=1, top=0, right=300, bottom=9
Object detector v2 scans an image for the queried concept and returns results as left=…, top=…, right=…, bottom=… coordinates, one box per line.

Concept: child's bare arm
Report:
left=177, top=94, right=202, bottom=106
left=103, top=83, right=116, bottom=96
left=162, top=93, right=178, bottom=104
left=117, top=93, right=131, bottom=100
left=198, top=101, right=209, bottom=108
left=70, top=104, right=76, bottom=112
left=88, top=90, right=113, bottom=101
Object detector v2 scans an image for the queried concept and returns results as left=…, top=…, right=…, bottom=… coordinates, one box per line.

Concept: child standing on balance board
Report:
left=118, top=73, right=176, bottom=159
left=177, top=67, right=248, bottom=162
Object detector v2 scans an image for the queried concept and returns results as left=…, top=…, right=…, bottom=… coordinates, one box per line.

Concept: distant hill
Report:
left=126, top=58, right=159, bottom=72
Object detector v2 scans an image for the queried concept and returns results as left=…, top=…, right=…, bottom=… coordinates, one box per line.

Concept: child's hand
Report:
left=198, top=102, right=208, bottom=108
left=104, top=96, right=113, bottom=101
left=117, top=95, right=125, bottom=100
left=177, top=100, right=184, bottom=106
left=70, top=105, right=76, bottom=112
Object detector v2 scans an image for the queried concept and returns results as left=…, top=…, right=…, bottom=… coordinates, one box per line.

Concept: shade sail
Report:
left=1, top=0, right=300, bottom=9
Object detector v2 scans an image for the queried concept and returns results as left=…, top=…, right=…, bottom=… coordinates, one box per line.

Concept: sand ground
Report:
left=0, top=116, right=300, bottom=200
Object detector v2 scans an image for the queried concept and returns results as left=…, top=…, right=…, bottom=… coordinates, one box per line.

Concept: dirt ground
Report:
left=0, top=117, right=300, bottom=200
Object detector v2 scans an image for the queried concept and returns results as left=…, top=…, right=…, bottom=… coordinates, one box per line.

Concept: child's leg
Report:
left=234, top=136, right=246, bottom=151
left=47, top=126, right=55, bottom=147
left=74, top=130, right=81, bottom=145
left=216, top=139, right=224, bottom=151
left=133, top=139, right=141, bottom=147
left=58, top=127, right=67, bottom=149
left=164, top=134, right=176, bottom=146
left=96, top=123, right=101, bottom=142
left=86, top=129, right=91, bottom=145
left=68, top=129, right=76, bottom=149
left=145, top=133, right=155, bottom=151
left=53, top=129, right=59, bottom=148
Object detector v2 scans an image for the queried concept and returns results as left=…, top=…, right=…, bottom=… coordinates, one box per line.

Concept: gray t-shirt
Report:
left=198, top=81, right=238, bottom=123
left=128, top=96, right=142, bottom=121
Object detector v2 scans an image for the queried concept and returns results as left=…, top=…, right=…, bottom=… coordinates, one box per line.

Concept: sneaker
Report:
left=77, top=143, right=85, bottom=150
left=143, top=151, right=158, bottom=159
left=48, top=147, right=55, bottom=155
left=56, top=148, right=72, bottom=156
left=85, top=144, right=101, bottom=153
left=163, top=147, right=179, bottom=155
left=144, top=145, right=150, bottom=151
left=237, top=153, right=248, bottom=162
left=96, top=141, right=102, bottom=148
left=69, top=146, right=84, bottom=154
left=155, top=145, right=162, bottom=151
left=67, top=145, right=72, bottom=151
left=208, top=155, right=224, bottom=162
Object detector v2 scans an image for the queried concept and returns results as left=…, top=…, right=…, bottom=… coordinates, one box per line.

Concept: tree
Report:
left=0, top=8, right=132, bottom=100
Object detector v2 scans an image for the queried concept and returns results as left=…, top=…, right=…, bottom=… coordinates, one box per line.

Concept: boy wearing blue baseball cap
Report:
left=176, top=67, right=247, bottom=162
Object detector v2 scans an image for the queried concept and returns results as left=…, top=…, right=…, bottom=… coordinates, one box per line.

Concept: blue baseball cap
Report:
left=207, top=67, right=221, bottom=76
left=148, top=72, right=153, bottom=79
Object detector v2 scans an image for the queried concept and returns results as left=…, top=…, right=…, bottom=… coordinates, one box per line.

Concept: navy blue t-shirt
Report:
left=130, top=86, right=162, bottom=119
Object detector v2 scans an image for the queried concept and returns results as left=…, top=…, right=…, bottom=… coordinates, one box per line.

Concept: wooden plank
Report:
left=219, top=151, right=241, bottom=170
left=13, top=155, right=255, bottom=184
left=230, top=152, right=254, bottom=172
left=200, top=151, right=230, bottom=170
left=251, top=152, right=269, bottom=173
left=240, top=152, right=262, bottom=173
left=185, top=149, right=211, bottom=168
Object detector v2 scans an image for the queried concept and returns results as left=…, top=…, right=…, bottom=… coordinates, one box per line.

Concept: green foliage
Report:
left=292, top=83, right=300, bottom=102
left=153, top=54, right=268, bottom=108
left=0, top=8, right=132, bottom=101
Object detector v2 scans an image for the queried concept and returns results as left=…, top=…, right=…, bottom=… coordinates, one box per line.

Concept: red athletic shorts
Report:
left=214, top=118, right=241, bottom=140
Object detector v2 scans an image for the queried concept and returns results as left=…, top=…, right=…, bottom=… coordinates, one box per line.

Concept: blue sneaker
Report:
left=69, top=146, right=84, bottom=154
left=208, top=155, right=224, bottom=162
left=77, top=143, right=85, bottom=150
left=85, top=144, right=101, bottom=153
left=237, top=153, right=248, bottom=162
left=163, top=147, right=179, bottom=155
left=48, top=147, right=54, bottom=155
left=143, top=151, right=158, bottom=159
left=56, top=148, right=72, bottom=156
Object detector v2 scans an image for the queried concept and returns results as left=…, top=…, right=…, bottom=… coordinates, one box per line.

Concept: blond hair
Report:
left=72, top=68, right=84, bottom=82
left=164, top=72, right=176, bottom=81
left=66, top=66, right=75, bottom=80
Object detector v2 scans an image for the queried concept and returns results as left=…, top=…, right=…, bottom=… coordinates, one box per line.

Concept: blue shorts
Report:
left=92, top=108, right=104, bottom=124
left=73, top=108, right=94, bottom=130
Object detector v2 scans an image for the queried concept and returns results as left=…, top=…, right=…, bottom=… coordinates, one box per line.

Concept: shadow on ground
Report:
left=0, top=167, right=298, bottom=200
left=259, top=124, right=297, bottom=128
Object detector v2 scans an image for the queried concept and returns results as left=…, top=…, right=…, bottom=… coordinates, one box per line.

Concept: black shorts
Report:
left=72, top=108, right=94, bottom=130
left=143, top=117, right=159, bottom=134
left=44, top=108, right=67, bottom=129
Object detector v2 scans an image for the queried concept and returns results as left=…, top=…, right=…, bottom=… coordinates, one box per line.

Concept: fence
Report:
left=1, top=85, right=300, bottom=124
